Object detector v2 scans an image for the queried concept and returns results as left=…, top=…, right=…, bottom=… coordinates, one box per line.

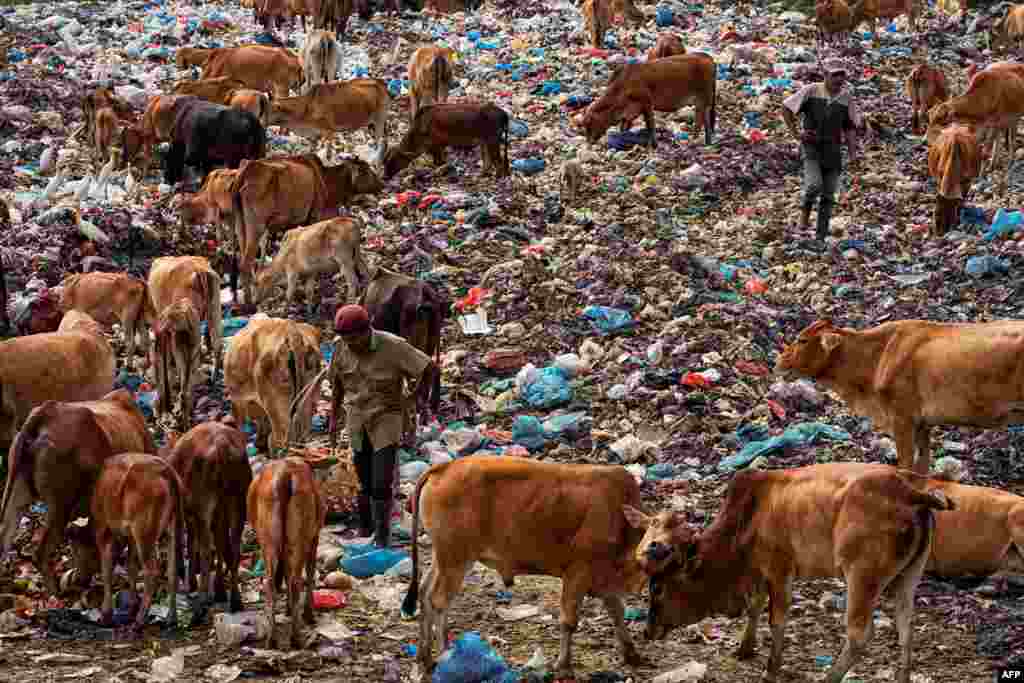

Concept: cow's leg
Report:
left=303, top=539, right=316, bottom=625
left=97, top=530, right=117, bottom=627
left=430, top=145, right=447, bottom=167
left=600, top=594, right=643, bottom=667
left=886, top=544, right=929, bottom=683
left=644, top=107, right=656, bottom=148
left=763, top=574, right=793, bottom=682
left=824, top=573, right=879, bottom=683
left=419, top=557, right=467, bottom=675
left=555, top=568, right=591, bottom=678
left=36, top=503, right=71, bottom=596
left=892, top=419, right=916, bottom=471
left=305, top=275, right=318, bottom=317
left=737, top=589, right=769, bottom=659
left=225, top=502, right=244, bottom=611
left=912, top=424, right=932, bottom=477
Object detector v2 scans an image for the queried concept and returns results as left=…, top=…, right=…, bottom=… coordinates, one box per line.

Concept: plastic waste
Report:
left=441, top=426, right=483, bottom=456
left=150, top=649, right=186, bottom=682
left=522, top=366, right=573, bottom=409
left=656, top=5, right=675, bottom=26
left=652, top=661, right=708, bottom=682
left=553, top=353, right=584, bottom=378
left=400, top=461, right=431, bottom=481
left=542, top=412, right=589, bottom=440
left=312, top=590, right=347, bottom=609
left=965, top=255, right=1009, bottom=279
left=431, top=632, right=513, bottom=683
left=340, top=545, right=410, bottom=579
left=214, top=611, right=269, bottom=647
left=512, top=158, right=546, bottom=175
left=581, top=305, right=635, bottom=335
left=719, top=422, right=851, bottom=472
left=607, top=384, right=628, bottom=400
left=512, top=415, right=545, bottom=451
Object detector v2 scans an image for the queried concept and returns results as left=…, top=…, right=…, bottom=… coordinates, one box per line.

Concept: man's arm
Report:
left=328, top=353, right=345, bottom=450
left=781, top=84, right=812, bottom=143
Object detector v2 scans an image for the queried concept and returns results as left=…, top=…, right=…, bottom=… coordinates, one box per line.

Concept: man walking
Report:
left=328, top=304, right=437, bottom=548
left=782, top=58, right=863, bottom=241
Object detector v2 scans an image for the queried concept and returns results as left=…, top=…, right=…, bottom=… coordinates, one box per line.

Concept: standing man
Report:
left=328, top=304, right=437, bottom=548
left=782, top=59, right=863, bottom=241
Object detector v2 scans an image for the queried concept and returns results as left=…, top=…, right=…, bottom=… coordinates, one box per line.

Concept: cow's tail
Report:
left=272, top=468, right=294, bottom=592
left=707, top=60, right=717, bottom=146
left=0, top=403, right=51, bottom=551
left=432, top=54, right=448, bottom=104
left=401, top=467, right=432, bottom=617
left=319, top=34, right=331, bottom=85
left=155, top=315, right=173, bottom=417
left=166, top=464, right=186, bottom=623
left=230, top=178, right=246, bottom=302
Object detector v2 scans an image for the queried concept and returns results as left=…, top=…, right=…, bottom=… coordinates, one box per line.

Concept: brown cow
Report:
left=201, top=46, right=303, bottom=99
left=82, top=88, right=135, bottom=150
left=92, top=106, right=119, bottom=167
left=172, top=76, right=250, bottom=104
left=776, top=318, right=1024, bottom=475
left=0, top=311, right=115, bottom=449
left=120, top=94, right=182, bottom=180
left=247, top=457, right=324, bottom=648
left=59, top=272, right=155, bottom=368
left=579, top=52, right=717, bottom=147
left=253, top=217, right=369, bottom=313
left=381, top=102, right=510, bottom=179
left=583, top=0, right=613, bottom=49
left=175, top=168, right=241, bottom=247
left=267, top=79, right=390, bottom=156
left=228, top=154, right=383, bottom=304
left=906, top=63, right=948, bottom=133
left=148, top=256, right=223, bottom=431
left=301, top=30, right=341, bottom=94
left=928, top=123, right=981, bottom=236
left=224, top=315, right=321, bottom=453
left=288, top=0, right=322, bottom=30
left=166, top=421, right=252, bottom=616
left=0, top=201, right=8, bottom=331
left=815, top=0, right=859, bottom=45
left=176, top=47, right=213, bottom=71
left=403, top=456, right=648, bottom=680
left=991, top=5, right=1024, bottom=51
left=630, top=463, right=953, bottom=683
left=313, top=0, right=354, bottom=38
left=407, top=46, right=454, bottom=119
left=856, top=0, right=920, bottom=37
left=66, top=453, right=184, bottom=634
left=225, top=88, right=271, bottom=126
left=0, top=389, right=155, bottom=596
left=647, top=33, right=685, bottom=61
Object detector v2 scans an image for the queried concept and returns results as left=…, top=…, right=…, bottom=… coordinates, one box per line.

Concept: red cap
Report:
left=334, top=304, right=370, bottom=335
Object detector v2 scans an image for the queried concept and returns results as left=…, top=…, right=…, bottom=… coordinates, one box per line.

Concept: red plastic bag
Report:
left=735, top=360, right=769, bottom=376
left=744, top=278, right=768, bottom=295
left=312, top=590, right=347, bottom=610
left=454, top=287, right=491, bottom=312
left=681, top=372, right=709, bottom=388
left=766, top=399, right=787, bottom=420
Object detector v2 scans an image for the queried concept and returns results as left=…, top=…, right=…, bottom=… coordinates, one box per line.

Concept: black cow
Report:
left=165, top=97, right=266, bottom=187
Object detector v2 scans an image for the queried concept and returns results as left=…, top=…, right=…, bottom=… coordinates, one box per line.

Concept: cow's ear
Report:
left=622, top=504, right=650, bottom=529
left=820, top=332, right=842, bottom=354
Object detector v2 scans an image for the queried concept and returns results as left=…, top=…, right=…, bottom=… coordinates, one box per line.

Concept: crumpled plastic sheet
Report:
left=719, top=422, right=852, bottom=472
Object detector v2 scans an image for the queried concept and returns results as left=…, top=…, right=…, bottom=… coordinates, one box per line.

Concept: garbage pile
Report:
left=2, top=0, right=1023, bottom=679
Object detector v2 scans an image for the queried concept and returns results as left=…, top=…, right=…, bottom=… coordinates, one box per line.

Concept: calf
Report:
left=990, top=4, right=1024, bottom=51
left=582, top=0, right=613, bottom=49
left=175, top=168, right=240, bottom=248
left=815, top=0, right=857, bottom=46
left=646, top=33, right=685, bottom=61
left=0, top=311, right=115, bottom=449
left=856, top=0, right=920, bottom=37
left=176, top=47, right=213, bottom=71
left=254, top=217, right=369, bottom=313
left=777, top=318, right=1024, bottom=475
left=148, top=256, right=223, bottom=431
left=59, top=272, right=155, bottom=368
left=560, top=160, right=584, bottom=204
left=288, top=0, right=321, bottom=30
left=172, top=77, right=250, bottom=105
left=381, top=102, right=510, bottom=179
left=0, top=389, right=154, bottom=596
left=267, top=79, right=390, bottom=158
left=202, top=46, right=303, bottom=99
left=906, top=63, right=948, bottom=134
left=225, top=88, right=271, bottom=127
left=120, top=94, right=183, bottom=180
left=404, top=457, right=649, bottom=679
left=224, top=315, right=321, bottom=452
left=67, top=453, right=184, bottom=634
left=92, top=106, right=119, bottom=167
left=928, top=123, right=981, bottom=236
left=631, top=463, right=953, bottom=683
left=164, top=96, right=266, bottom=187
left=229, top=155, right=383, bottom=304
left=579, top=52, right=717, bottom=147
left=301, top=30, right=341, bottom=95
left=407, top=46, right=454, bottom=119
left=82, top=88, right=135, bottom=153
left=166, top=421, right=252, bottom=617
left=247, top=457, right=324, bottom=648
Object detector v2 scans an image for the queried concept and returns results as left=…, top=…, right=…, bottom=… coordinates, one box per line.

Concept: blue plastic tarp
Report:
left=718, top=422, right=851, bottom=472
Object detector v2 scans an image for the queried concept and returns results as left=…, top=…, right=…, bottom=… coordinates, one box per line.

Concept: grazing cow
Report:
left=647, top=33, right=685, bottom=61
left=612, top=0, right=646, bottom=25
left=66, top=453, right=184, bottom=634
left=631, top=463, right=954, bottom=683
left=164, top=97, right=266, bottom=187
left=92, top=106, right=119, bottom=166
left=301, top=30, right=341, bottom=95
left=59, top=272, right=155, bottom=368
left=776, top=318, right=1024, bottom=475
left=0, top=389, right=155, bottom=596
left=175, top=168, right=241, bottom=255
left=288, top=0, right=322, bottom=30
left=381, top=102, right=510, bottom=179
left=0, top=311, right=115, bottom=449
left=853, top=0, right=920, bottom=38
left=578, top=52, right=717, bottom=147
left=247, top=457, right=324, bottom=649
left=229, top=154, right=383, bottom=303
left=224, top=315, right=321, bottom=452
left=314, top=0, right=354, bottom=38
left=928, top=123, right=981, bottom=236
left=166, top=421, right=252, bottom=617
left=560, top=160, right=584, bottom=204
left=582, top=0, right=613, bottom=50
left=82, top=88, right=135, bottom=151
left=253, top=217, right=369, bottom=313
left=407, top=46, right=454, bottom=119
left=990, top=4, right=1024, bottom=51
left=176, top=47, right=214, bottom=71
left=172, top=77, right=250, bottom=104
left=120, top=94, right=183, bottom=180
left=148, top=256, right=223, bottom=431
left=924, top=476, right=1024, bottom=585
left=201, top=46, right=303, bottom=99
left=225, top=89, right=271, bottom=126
left=906, top=63, right=948, bottom=134
left=403, top=456, right=649, bottom=679
left=815, top=0, right=859, bottom=46
left=267, top=79, right=390, bottom=158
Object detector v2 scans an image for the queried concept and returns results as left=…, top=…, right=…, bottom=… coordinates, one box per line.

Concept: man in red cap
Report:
left=328, top=303, right=437, bottom=547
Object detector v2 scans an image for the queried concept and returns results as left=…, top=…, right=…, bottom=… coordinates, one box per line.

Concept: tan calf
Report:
left=0, top=311, right=115, bottom=449
left=906, top=63, right=948, bottom=133
left=247, top=457, right=324, bottom=648
left=202, top=46, right=303, bottom=99
left=224, top=315, right=321, bottom=452
left=148, top=256, right=223, bottom=431
left=407, top=46, right=454, bottom=119
left=93, top=106, right=119, bottom=167
left=777, top=318, right=1024, bottom=475
left=225, top=88, right=271, bottom=126
left=120, top=94, right=183, bottom=180
left=582, top=0, right=613, bottom=49
left=856, top=0, right=920, bottom=38
left=59, top=272, right=155, bottom=368
left=67, top=453, right=184, bottom=634
left=253, top=217, right=368, bottom=312
left=0, top=389, right=154, bottom=596
left=928, top=123, right=982, bottom=236
left=166, top=421, right=252, bottom=616
left=267, top=79, right=390, bottom=157
left=175, top=168, right=241, bottom=249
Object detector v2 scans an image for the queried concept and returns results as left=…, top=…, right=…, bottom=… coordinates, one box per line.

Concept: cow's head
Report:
left=579, top=103, right=615, bottom=144
left=775, top=319, right=843, bottom=377
left=175, top=190, right=216, bottom=226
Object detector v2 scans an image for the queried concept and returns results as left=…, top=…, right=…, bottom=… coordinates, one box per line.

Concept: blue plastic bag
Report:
left=656, top=5, right=674, bottom=26
left=607, top=130, right=651, bottom=150
left=542, top=412, right=589, bottom=440
left=512, top=415, right=545, bottom=451
left=512, top=158, right=545, bottom=175
left=646, top=463, right=676, bottom=480
left=341, top=545, right=410, bottom=578
left=982, top=208, right=1023, bottom=241
left=719, top=422, right=851, bottom=472
left=509, top=120, right=529, bottom=138
left=965, top=255, right=1009, bottom=279
left=522, top=367, right=573, bottom=409
left=581, top=305, right=636, bottom=335
left=431, top=632, right=511, bottom=683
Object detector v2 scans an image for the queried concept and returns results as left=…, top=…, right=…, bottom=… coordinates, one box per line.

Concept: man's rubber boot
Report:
left=800, top=204, right=813, bottom=232
left=816, top=200, right=833, bottom=240
left=357, top=495, right=373, bottom=539
left=372, top=498, right=393, bottom=548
